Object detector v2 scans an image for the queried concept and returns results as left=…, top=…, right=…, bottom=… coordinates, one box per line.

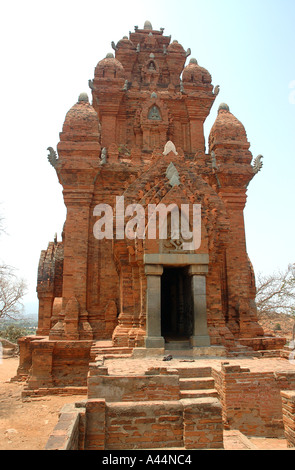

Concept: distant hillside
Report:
left=258, top=311, right=294, bottom=342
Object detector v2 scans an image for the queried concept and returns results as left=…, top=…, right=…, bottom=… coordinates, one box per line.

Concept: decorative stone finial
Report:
left=111, top=41, right=118, bottom=51
left=123, top=80, right=129, bottom=91
left=47, top=147, right=58, bottom=168
left=189, top=58, right=198, bottom=65
left=144, top=20, right=153, bottom=30
left=252, top=155, right=263, bottom=174
left=214, top=85, right=220, bottom=96
left=163, top=141, right=178, bottom=156
left=100, top=148, right=107, bottom=165
left=106, top=53, right=114, bottom=59
left=78, top=92, right=89, bottom=103
left=166, top=162, right=180, bottom=187
left=218, top=103, right=230, bottom=112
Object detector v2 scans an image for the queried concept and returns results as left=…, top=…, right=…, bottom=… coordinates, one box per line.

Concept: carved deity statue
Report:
left=148, top=105, right=161, bottom=121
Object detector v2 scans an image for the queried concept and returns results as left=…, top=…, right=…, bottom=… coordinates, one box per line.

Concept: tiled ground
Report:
left=223, top=431, right=289, bottom=450
left=103, top=354, right=295, bottom=376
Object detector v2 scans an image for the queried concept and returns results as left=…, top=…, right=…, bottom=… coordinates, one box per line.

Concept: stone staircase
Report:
left=165, top=340, right=191, bottom=352
left=177, top=366, right=219, bottom=400
left=90, top=340, right=133, bottom=361
left=227, top=343, right=261, bottom=358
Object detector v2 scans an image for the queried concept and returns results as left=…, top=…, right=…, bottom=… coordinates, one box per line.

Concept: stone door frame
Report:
left=144, top=253, right=210, bottom=350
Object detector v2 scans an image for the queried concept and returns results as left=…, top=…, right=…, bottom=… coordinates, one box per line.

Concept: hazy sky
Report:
left=1, top=0, right=294, bottom=315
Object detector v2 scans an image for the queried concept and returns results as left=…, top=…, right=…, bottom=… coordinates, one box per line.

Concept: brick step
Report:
left=227, top=350, right=261, bottom=358
left=227, top=343, right=261, bottom=358
left=179, top=377, right=215, bottom=390
left=91, top=347, right=133, bottom=354
left=22, top=386, right=88, bottom=398
left=176, top=366, right=212, bottom=378
left=98, top=353, right=133, bottom=360
left=90, top=345, right=133, bottom=360
left=165, top=341, right=191, bottom=351
left=180, top=389, right=219, bottom=399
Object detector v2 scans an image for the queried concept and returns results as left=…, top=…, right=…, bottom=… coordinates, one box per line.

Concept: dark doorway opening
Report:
left=161, top=267, right=193, bottom=342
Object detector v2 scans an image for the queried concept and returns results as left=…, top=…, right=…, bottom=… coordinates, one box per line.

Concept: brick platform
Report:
left=44, top=355, right=295, bottom=450
left=281, top=391, right=295, bottom=448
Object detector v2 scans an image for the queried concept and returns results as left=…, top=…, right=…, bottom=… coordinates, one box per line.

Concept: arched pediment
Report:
left=112, top=155, right=230, bottom=267
left=140, top=96, right=169, bottom=125
left=143, top=184, right=209, bottom=255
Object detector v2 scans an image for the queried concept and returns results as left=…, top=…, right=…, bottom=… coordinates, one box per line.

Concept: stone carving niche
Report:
left=139, top=96, right=170, bottom=151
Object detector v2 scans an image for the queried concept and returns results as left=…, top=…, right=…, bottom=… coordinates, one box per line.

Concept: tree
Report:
left=0, top=213, right=27, bottom=321
left=0, top=265, right=27, bottom=320
left=0, top=324, right=27, bottom=343
left=255, top=263, right=295, bottom=317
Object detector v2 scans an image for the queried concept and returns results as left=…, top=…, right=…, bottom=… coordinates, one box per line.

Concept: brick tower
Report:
left=17, top=21, right=285, bottom=390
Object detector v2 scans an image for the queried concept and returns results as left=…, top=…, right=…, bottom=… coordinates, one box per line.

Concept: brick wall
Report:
left=182, top=398, right=223, bottom=449
left=88, top=366, right=180, bottom=401
left=105, top=401, right=183, bottom=450
left=214, top=363, right=295, bottom=437
left=46, top=397, right=224, bottom=450
left=15, top=338, right=92, bottom=391
left=45, top=403, right=84, bottom=450
left=281, top=391, right=295, bottom=448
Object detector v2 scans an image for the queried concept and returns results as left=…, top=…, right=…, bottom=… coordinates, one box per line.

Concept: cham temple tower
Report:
left=17, top=21, right=286, bottom=389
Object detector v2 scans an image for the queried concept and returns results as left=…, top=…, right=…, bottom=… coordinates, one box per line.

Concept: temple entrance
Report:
left=161, top=267, right=193, bottom=342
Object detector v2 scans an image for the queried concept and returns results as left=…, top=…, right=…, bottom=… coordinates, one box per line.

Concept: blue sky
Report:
left=0, top=0, right=294, bottom=315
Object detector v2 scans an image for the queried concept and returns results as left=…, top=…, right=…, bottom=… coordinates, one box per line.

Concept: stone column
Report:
left=188, top=264, right=210, bottom=347
left=144, top=264, right=164, bottom=349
